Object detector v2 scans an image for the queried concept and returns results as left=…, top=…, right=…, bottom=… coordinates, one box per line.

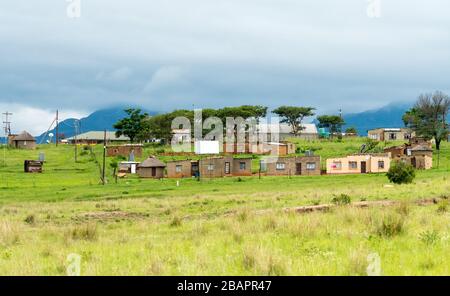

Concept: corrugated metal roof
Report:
left=66, top=131, right=129, bottom=141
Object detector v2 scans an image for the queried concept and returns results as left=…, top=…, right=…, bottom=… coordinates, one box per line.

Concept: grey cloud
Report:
left=0, top=0, right=450, bottom=117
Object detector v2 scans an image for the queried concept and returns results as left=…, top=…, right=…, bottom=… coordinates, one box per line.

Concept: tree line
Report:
left=113, top=105, right=348, bottom=143
left=113, top=91, right=449, bottom=147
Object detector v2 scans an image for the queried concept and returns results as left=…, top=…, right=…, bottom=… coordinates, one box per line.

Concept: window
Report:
left=389, top=133, right=397, bottom=140
left=207, top=164, right=215, bottom=171
left=224, top=162, right=230, bottom=174
left=260, top=161, right=267, bottom=172
left=306, top=162, right=316, bottom=170
left=332, top=161, right=342, bottom=170
left=276, top=162, right=286, bottom=170
left=378, top=161, right=385, bottom=169
left=175, top=165, right=182, bottom=173
left=349, top=161, right=358, bottom=169
left=239, top=162, right=246, bottom=170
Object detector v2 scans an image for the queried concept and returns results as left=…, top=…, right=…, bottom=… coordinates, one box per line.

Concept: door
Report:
left=296, top=163, right=302, bottom=175
left=225, top=162, right=231, bottom=174
left=360, top=161, right=367, bottom=174
left=191, top=163, right=199, bottom=177
left=151, top=167, right=156, bottom=177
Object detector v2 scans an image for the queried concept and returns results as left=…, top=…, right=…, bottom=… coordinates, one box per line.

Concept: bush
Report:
left=386, top=161, right=416, bottom=184
left=24, top=214, right=36, bottom=225
left=67, top=223, right=98, bottom=241
left=375, top=213, right=404, bottom=237
left=331, top=194, right=351, bottom=205
left=437, top=200, right=448, bottom=213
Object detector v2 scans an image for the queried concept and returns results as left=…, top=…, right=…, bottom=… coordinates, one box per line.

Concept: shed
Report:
left=137, top=157, right=166, bottom=179
left=10, top=131, right=36, bottom=149
left=24, top=160, right=43, bottom=173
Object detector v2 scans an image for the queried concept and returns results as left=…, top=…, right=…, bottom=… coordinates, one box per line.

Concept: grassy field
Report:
left=0, top=138, right=449, bottom=275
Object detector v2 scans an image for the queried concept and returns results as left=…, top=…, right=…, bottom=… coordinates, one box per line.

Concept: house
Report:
left=9, top=131, right=36, bottom=149
left=263, top=155, right=321, bottom=176
left=137, top=156, right=166, bottom=178
left=258, top=123, right=319, bottom=141
left=166, top=156, right=252, bottom=178
left=107, top=144, right=143, bottom=158
left=326, top=154, right=391, bottom=174
left=383, top=137, right=433, bottom=170
left=223, top=141, right=296, bottom=155
left=65, top=131, right=130, bottom=144
left=368, top=128, right=414, bottom=141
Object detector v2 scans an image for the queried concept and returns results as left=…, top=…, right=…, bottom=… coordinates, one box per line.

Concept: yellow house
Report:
left=326, top=153, right=391, bottom=174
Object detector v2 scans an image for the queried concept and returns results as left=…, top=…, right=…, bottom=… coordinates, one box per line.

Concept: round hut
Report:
left=137, top=156, right=166, bottom=179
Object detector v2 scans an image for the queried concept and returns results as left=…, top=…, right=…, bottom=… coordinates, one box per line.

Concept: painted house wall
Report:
left=137, top=167, right=165, bottom=178
left=14, top=140, right=36, bottom=150
left=326, top=155, right=390, bottom=174
left=166, top=160, right=196, bottom=178
left=265, top=156, right=321, bottom=176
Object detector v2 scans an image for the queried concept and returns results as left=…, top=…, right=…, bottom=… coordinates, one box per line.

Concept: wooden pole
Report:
left=102, top=130, right=106, bottom=185
left=74, top=120, right=78, bottom=163
left=55, top=110, right=59, bottom=147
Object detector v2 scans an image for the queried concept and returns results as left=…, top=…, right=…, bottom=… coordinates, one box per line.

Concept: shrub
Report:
left=67, top=223, right=98, bottom=241
left=420, top=230, right=440, bottom=246
left=24, top=214, right=35, bottom=225
left=437, top=200, right=448, bottom=213
left=331, top=194, right=351, bottom=205
left=386, top=161, right=415, bottom=184
left=170, top=216, right=182, bottom=227
left=375, top=213, right=404, bottom=237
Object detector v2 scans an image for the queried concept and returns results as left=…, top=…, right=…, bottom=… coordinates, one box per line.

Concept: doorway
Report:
left=296, top=163, right=302, bottom=175
left=360, top=161, right=367, bottom=174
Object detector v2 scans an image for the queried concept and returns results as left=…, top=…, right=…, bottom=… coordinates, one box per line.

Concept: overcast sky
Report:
left=1, top=0, right=450, bottom=134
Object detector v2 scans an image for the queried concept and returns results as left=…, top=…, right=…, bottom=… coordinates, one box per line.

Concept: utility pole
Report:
left=102, top=130, right=107, bottom=185
left=2, top=111, right=12, bottom=136
left=74, top=120, right=79, bottom=162
left=55, top=110, right=59, bottom=146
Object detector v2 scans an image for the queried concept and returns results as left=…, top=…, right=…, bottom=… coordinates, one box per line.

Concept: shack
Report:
left=264, top=155, right=321, bottom=176
left=166, top=156, right=252, bottom=178
left=10, top=131, right=36, bottom=149
left=24, top=160, right=43, bottom=173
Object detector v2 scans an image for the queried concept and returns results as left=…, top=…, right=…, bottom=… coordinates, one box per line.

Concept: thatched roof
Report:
left=139, top=157, right=166, bottom=168
left=12, top=131, right=35, bottom=141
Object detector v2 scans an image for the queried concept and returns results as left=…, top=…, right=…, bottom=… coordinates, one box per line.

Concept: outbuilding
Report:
left=137, top=156, right=166, bottom=179
left=9, top=131, right=36, bottom=149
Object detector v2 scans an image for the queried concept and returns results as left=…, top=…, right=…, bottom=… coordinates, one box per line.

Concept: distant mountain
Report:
left=36, top=107, right=156, bottom=143
left=342, top=102, right=413, bottom=136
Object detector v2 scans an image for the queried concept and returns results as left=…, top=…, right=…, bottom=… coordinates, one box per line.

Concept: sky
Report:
left=1, top=0, right=450, bottom=134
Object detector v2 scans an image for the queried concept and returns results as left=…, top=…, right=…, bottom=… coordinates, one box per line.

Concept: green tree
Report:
left=317, top=115, right=345, bottom=136
left=345, top=127, right=358, bottom=135
left=272, top=106, right=316, bottom=135
left=387, top=161, right=416, bottom=184
left=113, top=109, right=148, bottom=143
left=403, top=91, right=450, bottom=167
